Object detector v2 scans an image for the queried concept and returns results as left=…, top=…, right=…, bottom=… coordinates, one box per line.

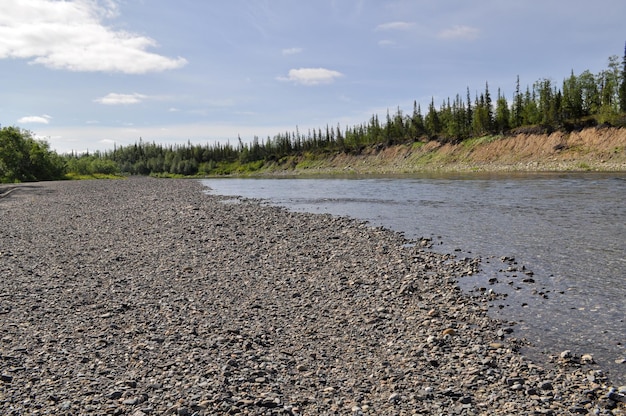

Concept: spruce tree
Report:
left=619, top=43, right=626, bottom=113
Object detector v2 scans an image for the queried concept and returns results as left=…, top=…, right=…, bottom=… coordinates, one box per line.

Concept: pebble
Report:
left=0, top=178, right=623, bottom=415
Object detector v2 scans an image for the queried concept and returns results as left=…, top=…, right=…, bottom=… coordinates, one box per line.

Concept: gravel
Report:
left=1, top=177, right=624, bottom=415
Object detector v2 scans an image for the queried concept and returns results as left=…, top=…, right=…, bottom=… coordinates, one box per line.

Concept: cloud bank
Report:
left=17, top=114, right=52, bottom=124
left=0, top=0, right=187, bottom=74
left=438, top=25, right=480, bottom=40
left=95, top=93, right=148, bottom=105
left=278, top=68, right=343, bottom=86
left=282, top=47, right=303, bottom=56
left=375, top=21, right=414, bottom=31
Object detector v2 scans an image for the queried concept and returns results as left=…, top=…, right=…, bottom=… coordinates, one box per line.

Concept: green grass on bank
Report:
left=64, top=173, right=127, bottom=180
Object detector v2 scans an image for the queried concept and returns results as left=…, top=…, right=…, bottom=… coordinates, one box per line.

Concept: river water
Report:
left=201, top=173, right=626, bottom=384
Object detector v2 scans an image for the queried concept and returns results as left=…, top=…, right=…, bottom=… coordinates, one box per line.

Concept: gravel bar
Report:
left=1, top=177, right=624, bottom=415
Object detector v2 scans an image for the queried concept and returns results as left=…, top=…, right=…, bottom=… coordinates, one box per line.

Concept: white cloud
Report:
left=282, top=47, right=303, bottom=56
left=278, top=68, right=343, bottom=86
left=438, top=25, right=480, bottom=41
left=375, top=21, right=414, bottom=31
left=95, top=93, right=148, bottom=105
left=18, top=114, right=52, bottom=124
left=0, top=0, right=187, bottom=73
left=377, top=40, right=396, bottom=47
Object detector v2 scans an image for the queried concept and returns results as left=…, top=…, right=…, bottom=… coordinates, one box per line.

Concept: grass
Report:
left=64, top=172, right=126, bottom=180
left=461, top=135, right=502, bottom=148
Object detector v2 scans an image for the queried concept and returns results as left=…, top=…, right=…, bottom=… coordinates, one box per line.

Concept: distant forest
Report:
left=2, top=49, right=626, bottom=182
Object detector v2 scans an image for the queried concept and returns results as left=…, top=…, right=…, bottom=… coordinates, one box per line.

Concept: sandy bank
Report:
left=260, top=127, right=626, bottom=175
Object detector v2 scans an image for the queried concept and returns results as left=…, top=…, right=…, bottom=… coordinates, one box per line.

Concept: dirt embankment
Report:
left=288, top=127, right=626, bottom=174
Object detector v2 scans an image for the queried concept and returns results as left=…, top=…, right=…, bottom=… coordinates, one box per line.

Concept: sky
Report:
left=1, top=0, right=625, bottom=154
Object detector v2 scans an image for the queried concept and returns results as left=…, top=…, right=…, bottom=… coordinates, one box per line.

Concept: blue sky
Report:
left=1, top=0, right=625, bottom=153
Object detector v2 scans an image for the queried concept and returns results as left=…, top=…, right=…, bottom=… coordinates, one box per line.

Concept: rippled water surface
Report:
left=201, top=173, right=626, bottom=383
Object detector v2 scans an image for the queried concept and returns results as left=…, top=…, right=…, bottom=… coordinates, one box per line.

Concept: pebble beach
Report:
left=0, top=177, right=624, bottom=415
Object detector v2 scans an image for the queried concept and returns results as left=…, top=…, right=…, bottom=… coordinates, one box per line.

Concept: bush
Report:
left=0, top=126, right=66, bottom=182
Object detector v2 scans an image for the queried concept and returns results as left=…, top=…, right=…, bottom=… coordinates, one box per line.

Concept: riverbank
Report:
left=0, top=178, right=624, bottom=415
left=255, top=126, right=626, bottom=176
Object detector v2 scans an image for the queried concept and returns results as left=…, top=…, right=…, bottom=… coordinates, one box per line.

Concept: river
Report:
left=201, top=172, right=626, bottom=384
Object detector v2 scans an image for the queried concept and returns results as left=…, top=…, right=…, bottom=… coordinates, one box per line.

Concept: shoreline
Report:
left=230, top=127, right=626, bottom=177
left=1, top=178, right=624, bottom=414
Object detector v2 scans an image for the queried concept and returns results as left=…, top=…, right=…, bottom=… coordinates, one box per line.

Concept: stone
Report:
left=107, top=391, right=123, bottom=400
left=0, top=178, right=622, bottom=416
left=388, top=392, right=401, bottom=403
left=539, top=381, right=554, bottom=391
left=581, top=354, right=594, bottom=364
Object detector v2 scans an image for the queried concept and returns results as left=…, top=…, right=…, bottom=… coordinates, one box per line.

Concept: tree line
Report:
left=100, top=51, right=626, bottom=176
left=2, top=49, right=626, bottom=182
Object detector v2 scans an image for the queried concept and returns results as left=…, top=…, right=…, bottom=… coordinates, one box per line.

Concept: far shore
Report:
left=228, top=126, right=626, bottom=177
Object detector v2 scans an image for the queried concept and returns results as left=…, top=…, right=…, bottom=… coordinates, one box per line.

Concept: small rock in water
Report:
left=560, top=350, right=572, bottom=359
left=581, top=353, right=594, bottom=364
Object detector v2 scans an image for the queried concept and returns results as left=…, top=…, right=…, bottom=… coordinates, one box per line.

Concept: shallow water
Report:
left=201, top=173, right=626, bottom=384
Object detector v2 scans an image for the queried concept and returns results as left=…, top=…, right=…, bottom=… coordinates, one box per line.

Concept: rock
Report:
left=442, top=328, right=456, bottom=336
left=560, top=350, right=572, bottom=359
left=107, top=391, right=123, bottom=400
left=388, top=392, right=401, bottom=403
left=581, top=353, right=594, bottom=364
left=608, top=388, right=626, bottom=403
left=539, top=381, right=554, bottom=391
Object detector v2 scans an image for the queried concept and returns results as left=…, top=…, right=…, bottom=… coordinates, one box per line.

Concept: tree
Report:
left=620, top=41, right=626, bottom=112
left=495, top=88, right=510, bottom=133
left=411, top=100, right=425, bottom=138
left=535, top=78, right=557, bottom=126
left=578, top=70, right=600, bottom=115
left=484, top=82, right=493, bottom=132
left=562, top=70, right=583, bottom=121
left=521, top=85, right=540, bottom=125
left=424, top=97, right=441, bottom=138
left=0, top=127, right=65, bottom=182
left=597, top=55, right=622, bottom=122
left=511, top=76, right=524, bottom=128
